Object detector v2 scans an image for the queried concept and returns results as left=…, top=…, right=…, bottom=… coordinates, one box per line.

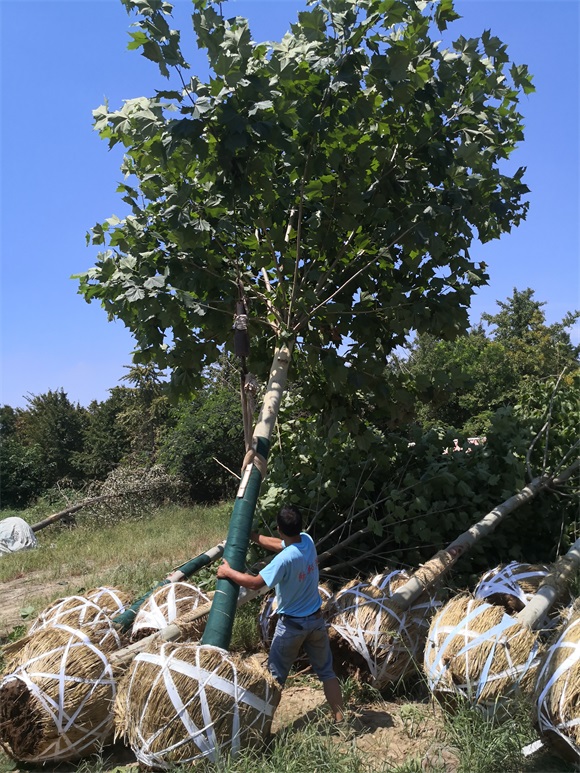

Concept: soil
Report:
left=0, top=573, right=74, bottom=638
left=271, top=679, right=460, bottom=772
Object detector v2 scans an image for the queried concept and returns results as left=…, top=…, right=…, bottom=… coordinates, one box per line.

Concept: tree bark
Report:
left=517, top=536, right=580, bottom=630
left=387, top=459, right=579, bottom=612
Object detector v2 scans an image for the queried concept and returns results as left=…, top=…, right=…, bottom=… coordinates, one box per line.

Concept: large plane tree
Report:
left=77, top=0, right=533, bottom=647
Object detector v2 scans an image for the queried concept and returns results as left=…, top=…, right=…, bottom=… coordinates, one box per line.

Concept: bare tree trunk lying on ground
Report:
left=31, top=494, right=129, bottom=532
left=386, top=459, right=579, bottom=612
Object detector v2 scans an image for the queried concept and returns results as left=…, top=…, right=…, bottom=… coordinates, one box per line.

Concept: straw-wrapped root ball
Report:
left=0, top=625, right=117, bottom=764
left=115, top=641, right=281, bottom=770
left=258, top=583, right=333, bottom=647
left=85, top=586, right=132, bottom=616
left=131, top=581, right=211, bottom=642
left=328, top=572, right=441, bottom=689
left=28, top=594, right=123, bottom=652
left=535, top=611, right=580, bottom=763
left=474, top=562, right=572, bottom=628
left=424, top=594, right=543, bottom=716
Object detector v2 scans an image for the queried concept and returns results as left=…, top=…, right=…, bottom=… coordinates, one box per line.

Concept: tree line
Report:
left=1, top=288, right=577, bottom=511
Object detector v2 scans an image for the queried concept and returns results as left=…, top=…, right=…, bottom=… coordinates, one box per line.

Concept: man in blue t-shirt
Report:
left=217, top=504, right=344, bottom=722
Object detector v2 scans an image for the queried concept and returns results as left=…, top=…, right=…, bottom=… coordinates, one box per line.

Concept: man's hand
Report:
left=217, top=559, right=231, bottom=579
left=215, top=558, right=266, bottom=591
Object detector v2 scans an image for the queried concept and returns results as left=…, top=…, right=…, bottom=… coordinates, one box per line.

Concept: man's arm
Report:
left=217, top=559, right=266, bottom=590
left=250, top=531, right=283, bottom=553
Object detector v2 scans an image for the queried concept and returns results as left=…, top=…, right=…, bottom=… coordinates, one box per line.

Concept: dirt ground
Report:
left=0, top=572, right=74, bottom=638
left=271, top=679, right=460, bottom=771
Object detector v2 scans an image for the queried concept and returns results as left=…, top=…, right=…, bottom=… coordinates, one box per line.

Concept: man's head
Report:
left=277, top=504, right=302, bottom=537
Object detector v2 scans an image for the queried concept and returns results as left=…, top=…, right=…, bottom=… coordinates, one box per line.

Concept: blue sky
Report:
left=1, top=0, right=578, bottom=408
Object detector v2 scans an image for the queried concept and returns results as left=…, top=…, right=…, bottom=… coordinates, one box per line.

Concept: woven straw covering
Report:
left=258, top=583, right=333, bottom=646
left=424, top=594, right=543, bottom=714
left=0, top=624, right=116, bottom=763
left=535, top=611, right=580, bottom=763
left=328, top=572, right=440, bottom=689
left=28, top=595, right=123, bottom=652
left=85, top=586, right=131, bottom=615
left=115, top=641, right=280, bottom=769
left=131, top=581, right=210, bottom=641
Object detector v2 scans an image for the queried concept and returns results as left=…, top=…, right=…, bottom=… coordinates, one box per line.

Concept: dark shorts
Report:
left=268, top=612, right=336, bottom=686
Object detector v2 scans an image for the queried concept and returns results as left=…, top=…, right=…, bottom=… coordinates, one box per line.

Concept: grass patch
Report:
left=0, top=503, right=230, bottom=589
left=0, top=503, right=231, bottom=642
left=442, top=698, right=535, bottom=773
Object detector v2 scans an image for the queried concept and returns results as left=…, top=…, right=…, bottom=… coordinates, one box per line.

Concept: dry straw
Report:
left=131, top=581, right=210, bottom=641
left=0, top=624, right=117, bottom=764
left=115, top=641, right=280, bottom=769
left=424, top=594, right=543, bottom=714
left=86, top=586, right=131, bottom=615
left=328, top=570, right=440, bottom=689
left=28, top=594, right=124, bottom=652
left=258, top=583, right=333, bottom=646
left=535, top=609, right=580, bottom=763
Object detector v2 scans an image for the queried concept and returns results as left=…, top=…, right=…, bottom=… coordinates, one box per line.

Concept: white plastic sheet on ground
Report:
left=0, top=517, right=38, bottom=556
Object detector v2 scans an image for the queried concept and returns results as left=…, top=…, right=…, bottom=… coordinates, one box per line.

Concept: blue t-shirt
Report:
left=259, top=532, right=321, bottom=617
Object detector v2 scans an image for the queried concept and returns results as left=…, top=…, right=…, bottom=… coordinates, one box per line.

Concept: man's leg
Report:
left=302, top=620, right=344, bottom=722
left=322, top=677, right=344, bottom=722
left=268, top=618, right=306, bottom=688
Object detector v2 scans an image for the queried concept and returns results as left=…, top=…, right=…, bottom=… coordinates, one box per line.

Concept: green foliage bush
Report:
left=259, top=380, right=578, bottom=580
left=159, top=381, right=244, bottom=502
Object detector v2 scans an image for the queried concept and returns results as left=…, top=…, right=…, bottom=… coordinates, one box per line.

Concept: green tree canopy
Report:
left=17, top=389, right=86, bottom=487
left=77, top=0, right=533, bottom=415
left=401, top=288, right=579, bottom=433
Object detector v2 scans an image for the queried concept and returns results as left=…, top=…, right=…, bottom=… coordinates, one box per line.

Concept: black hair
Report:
left=277, top=504, right=302, bottom=537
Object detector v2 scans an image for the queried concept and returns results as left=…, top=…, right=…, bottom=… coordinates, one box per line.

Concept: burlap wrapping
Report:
left=131, top=581, right=210, bottom=641
left=0, top=624, right=116, bottom=763
left=535, top=612, right=580, bottom=762
left=115, top=641, right=280, bottom=769
left=424, top=594, right=543, bottom=714
left=258, top=583, right=333, bottom=646
left=28, top=595, right=122, bottom=652
left=328, top=572, right=441, bottom=689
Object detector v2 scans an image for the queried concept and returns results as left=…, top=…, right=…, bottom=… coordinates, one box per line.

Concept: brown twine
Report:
left=241, top=449, right=268, bottom=480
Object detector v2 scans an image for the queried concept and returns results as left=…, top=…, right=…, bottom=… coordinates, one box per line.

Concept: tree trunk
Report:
left=31, top=494, right=120, bottom=532
left=201, top=340, right=294, bottom=649
left=387, top=459, right=579, bottom=612
left=517, top=535, right=580, bottom=630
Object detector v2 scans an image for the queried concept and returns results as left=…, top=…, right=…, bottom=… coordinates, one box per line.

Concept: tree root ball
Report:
left=424, top=594, right=543, bottom=716
left=535, top=610, right=580, bottom=763
left=86, top=586, right=132, bottom=616
left=131, top=581, right=210, bottom=641
left=0, top=625, right=117, bottom=764
left=115, top=642, right=280, bottom=770
left=28, top=594, right=124, bottom=652
left=328, top=572, right=440, bottom=689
